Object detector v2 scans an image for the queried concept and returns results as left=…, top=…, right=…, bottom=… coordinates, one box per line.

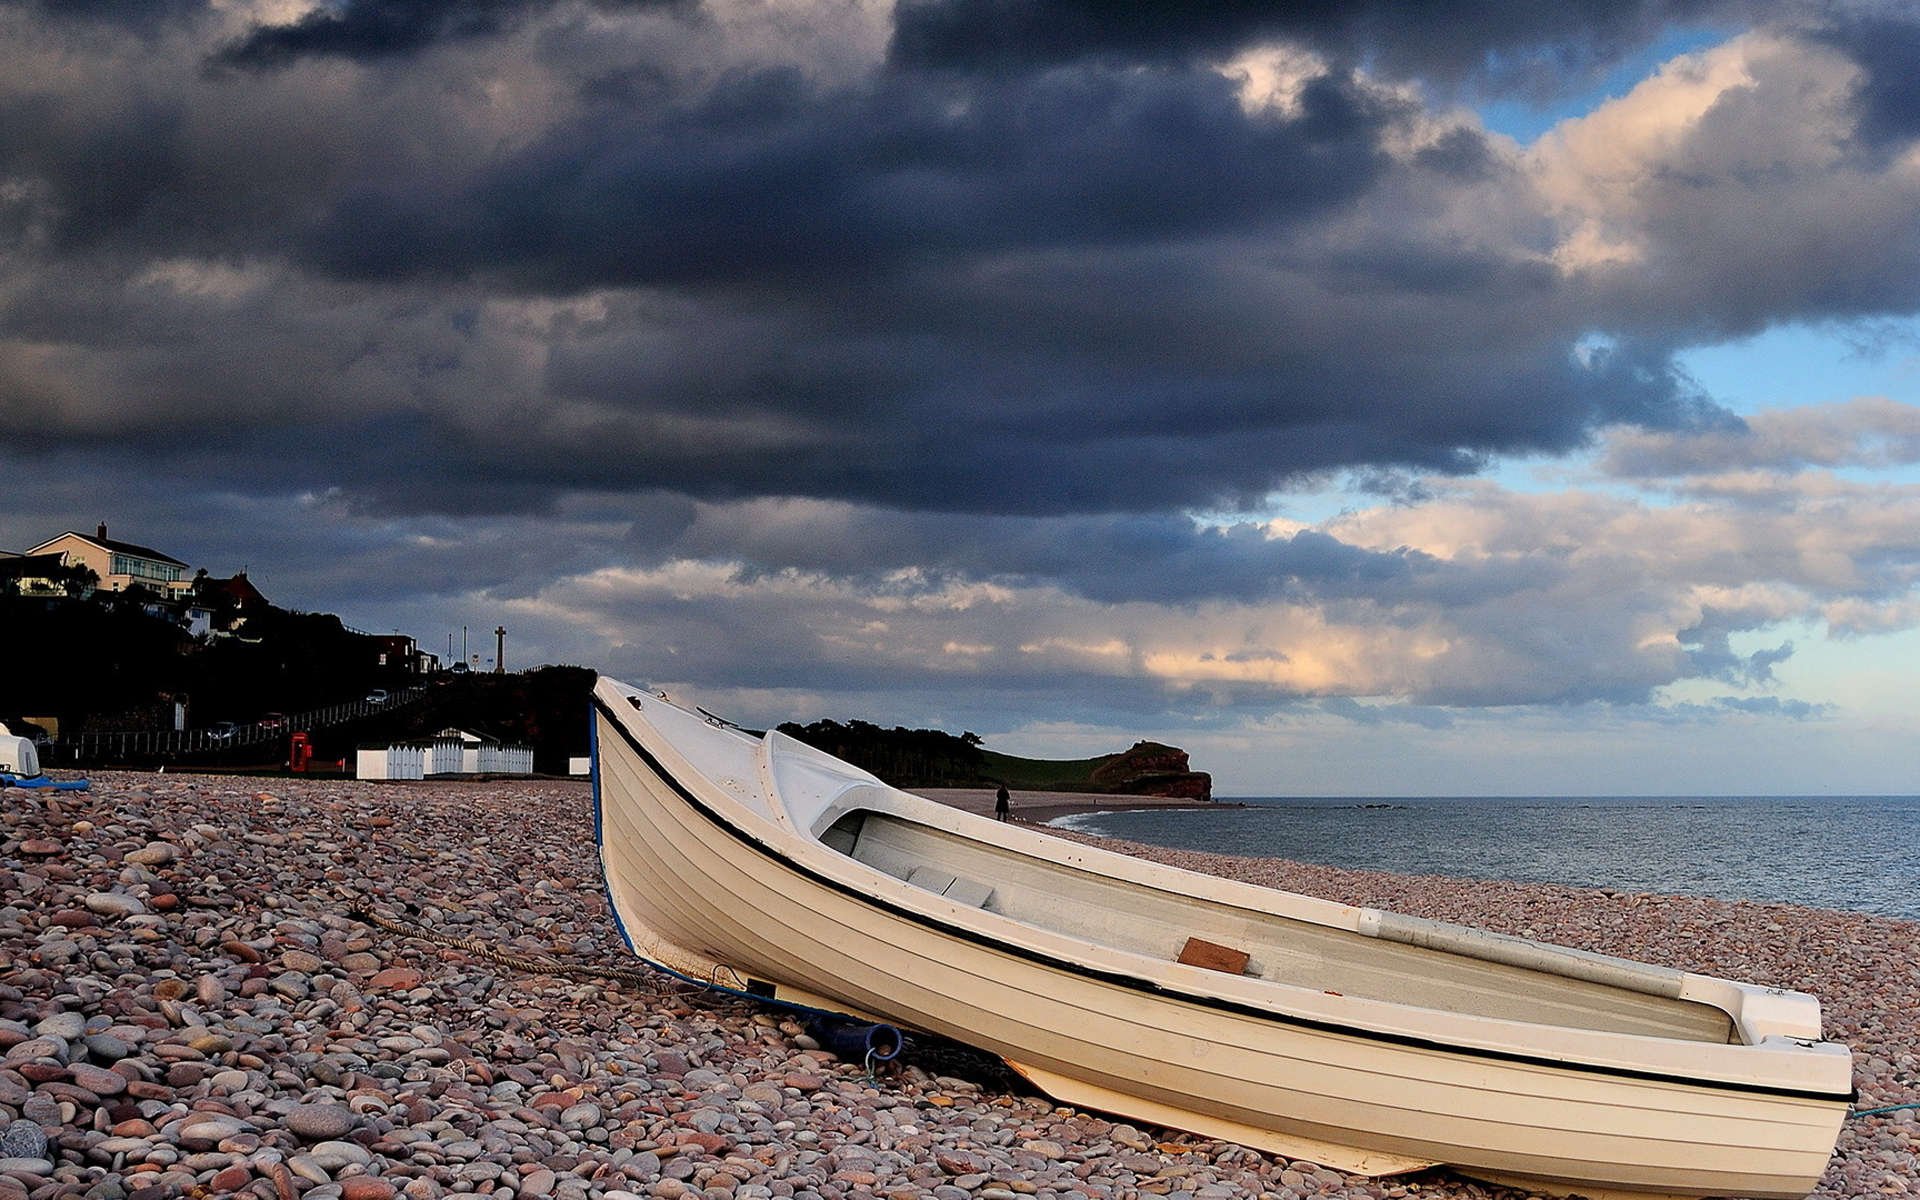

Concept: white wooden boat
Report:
left=591, top=678, right=1851, bottom=1199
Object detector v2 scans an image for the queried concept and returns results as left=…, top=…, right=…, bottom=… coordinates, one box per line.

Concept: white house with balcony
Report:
left=28, top=524, right=191, bottom=595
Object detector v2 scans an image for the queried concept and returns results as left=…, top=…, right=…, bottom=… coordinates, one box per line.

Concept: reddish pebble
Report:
left=366, top=967, right=423, bottom=990
left=149, top=893, right=179, bottom=911
left=209, top=1165, right=253, bottom=1192
left=70, top=1062, right=127, bottom=1095
left=223, top=939, right=264, bottom=963
left=17, top=838, right=60, bottom=855
left=340, top=1179, right=397, bottom=1200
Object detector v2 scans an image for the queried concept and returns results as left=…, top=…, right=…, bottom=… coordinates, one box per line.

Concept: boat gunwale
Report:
left=590, top=690, right=1854, bottom=1106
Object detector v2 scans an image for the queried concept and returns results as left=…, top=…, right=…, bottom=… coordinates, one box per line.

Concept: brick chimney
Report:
left=97, top=522, right=108, bottom=541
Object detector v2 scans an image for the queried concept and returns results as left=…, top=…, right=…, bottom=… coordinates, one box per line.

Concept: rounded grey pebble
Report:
left=558, top=1101, right=601, bottom=1129
left=83, top=891, right=145, bottom=917
left=6, top=1037, right=66, bottom=1066
left=34, top=1012, right=86, bottom=1042
left=83, top=1033, right=133, bottom=1062
left=626, top=1152, right=662, bottom=1181
left=0, top=1121, right=50, bottom=1161
left=286, top=1103, right=358, bottom=1141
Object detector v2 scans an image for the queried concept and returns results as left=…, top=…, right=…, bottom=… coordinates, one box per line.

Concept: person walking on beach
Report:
left=994, top=784, right=1011, bottom=821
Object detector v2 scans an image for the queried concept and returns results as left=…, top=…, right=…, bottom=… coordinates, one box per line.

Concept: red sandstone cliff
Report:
left=1088, top=741, right=1213, bottom=801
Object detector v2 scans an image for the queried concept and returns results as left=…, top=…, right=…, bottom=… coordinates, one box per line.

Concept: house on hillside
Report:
left=202, top=570, right=269, bottom=611
left=371, top=633, right=439, bottom=675
left=193, top=570, right=270, bottom=636
left=28, top=524, right=191, bottom=595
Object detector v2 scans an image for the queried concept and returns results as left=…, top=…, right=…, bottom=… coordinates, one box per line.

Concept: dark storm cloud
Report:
left=7, top=0, right=1920, bottom=731
left=0, top=3, right=1746, bottom=525
left=212, top=0, right=691, bottom=69
left=1812, top=13, right=1920, bottom=148
left=4, top=0, right=206, bottom=32
left=214, top=0, right=531, bottom=67
left=303, top=63, right=1391, bottom=288
left=889, top=0, right=1745, bottom=92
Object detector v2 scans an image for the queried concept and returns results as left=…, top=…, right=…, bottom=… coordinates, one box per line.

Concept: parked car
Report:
left=209, top=721, right=238, bottom=742
left=365, top=689, right=390, bottom=704
left=259, top=712, right=287, bottom=731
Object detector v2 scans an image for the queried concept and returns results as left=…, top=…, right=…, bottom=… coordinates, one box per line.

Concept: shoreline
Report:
left=913, top=787, right=1235, bottom=824
left=0, top=771, right=1911, bottom=1200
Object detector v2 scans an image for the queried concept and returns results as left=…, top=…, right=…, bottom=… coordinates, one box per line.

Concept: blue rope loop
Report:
left=1850, top=1102, right=1920, bottom=1119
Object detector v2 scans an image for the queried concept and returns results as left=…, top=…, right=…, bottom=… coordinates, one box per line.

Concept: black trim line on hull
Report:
left=591, top=696, right=1852, bottom=1106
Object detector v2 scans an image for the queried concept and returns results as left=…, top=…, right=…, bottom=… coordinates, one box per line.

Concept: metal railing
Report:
left=63, top=686, right=426, bottom=766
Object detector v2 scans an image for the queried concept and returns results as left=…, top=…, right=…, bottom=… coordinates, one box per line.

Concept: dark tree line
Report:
left=775, top=718, right=989, bottom=787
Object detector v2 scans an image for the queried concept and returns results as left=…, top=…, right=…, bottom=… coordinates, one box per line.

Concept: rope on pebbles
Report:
left=346, top=900, right=1041, bottom=1087
left=1850, top=1102, right=1920, bottom=1120
left=348, top=902, right=681, bottom=991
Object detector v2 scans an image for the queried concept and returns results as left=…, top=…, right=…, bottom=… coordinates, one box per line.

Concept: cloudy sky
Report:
left=5, top=0, right=1920, bottom=795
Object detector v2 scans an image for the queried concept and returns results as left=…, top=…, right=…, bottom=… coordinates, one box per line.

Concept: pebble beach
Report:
left=2, top=774, right=1915, bottom=1200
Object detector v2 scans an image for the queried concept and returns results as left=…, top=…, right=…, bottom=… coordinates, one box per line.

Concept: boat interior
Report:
left=820, top=809, right=1736, bottom=1044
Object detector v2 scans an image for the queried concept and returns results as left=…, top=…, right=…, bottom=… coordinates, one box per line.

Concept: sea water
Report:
left=1053, top=795, right=1920, bottom=921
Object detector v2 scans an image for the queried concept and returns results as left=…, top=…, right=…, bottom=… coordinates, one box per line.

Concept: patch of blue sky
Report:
left=1677, top=318, right=1920, bottom=415
left=1771, top=620, right=1920, bottom=714
left=1470, top=25, right=1735, bottom=144
left=1214, top=314, right=1920, bottom=528
left=1660, top=619, right=1920, bottom=721
left=1679, top=317, right=1920, bottom=488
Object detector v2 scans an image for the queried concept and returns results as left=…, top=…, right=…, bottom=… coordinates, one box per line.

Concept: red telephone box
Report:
left=289, top=732, right=313, bottom=773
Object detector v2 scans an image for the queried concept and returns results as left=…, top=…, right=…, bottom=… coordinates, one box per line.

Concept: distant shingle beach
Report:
left=1, top=774, right=1913, bottom=1199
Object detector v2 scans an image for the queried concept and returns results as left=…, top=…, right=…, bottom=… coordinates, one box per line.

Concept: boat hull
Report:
left=592, top=688, right=1846, bottom=1199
